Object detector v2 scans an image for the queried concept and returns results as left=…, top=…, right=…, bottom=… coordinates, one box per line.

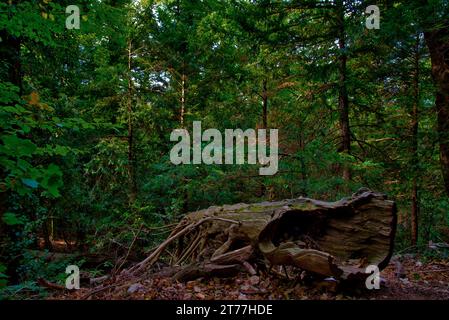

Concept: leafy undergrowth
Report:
left=48, top=255, right=449, bottom=300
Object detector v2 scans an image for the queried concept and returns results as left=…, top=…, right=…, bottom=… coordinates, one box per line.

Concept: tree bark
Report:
left=127, top=40, right=137, bottom=204
left=180, top=72, right=186, bottom=126
left=336, top=1, right=351, bottom=181
left=260, top=78, right=269, bottom=197
left=424, top=25, right=449, bottom=196
left=262, top=79, right=268, bottom=130
left=411, top=34, right=421, bottom=246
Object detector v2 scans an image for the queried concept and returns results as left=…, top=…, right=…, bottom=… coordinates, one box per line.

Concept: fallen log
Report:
left=129, top=188, right=397, bottom=282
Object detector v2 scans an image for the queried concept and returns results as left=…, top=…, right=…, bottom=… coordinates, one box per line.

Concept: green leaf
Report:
left=2, top=212, right=24, bottom=226
left=1, top=135, right=37, bottom=157
left=54, top=145, right=70, bottom=156
left=40, top=164, right=63, bottom=197
left=46, top=163, right=62, bottom=176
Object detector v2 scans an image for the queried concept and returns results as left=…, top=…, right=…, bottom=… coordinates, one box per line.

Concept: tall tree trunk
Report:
left=180, top=71, right=186, bottom=126
left=127, top=40, right=137, bottom=204
left=298, top=117, right=308, bottom=197
left=42, top=220, right=53, bottom=251
left=176, top=0, right=187, bottom=127
left=262, top=79, right=268, bottom=130
left=411, top=34, right=421, bottom=246
left=424, top=26, right=449, bottom=196
left=259, top=78, right=269, bottom=197
left=336, top=1, right=351, bottom=181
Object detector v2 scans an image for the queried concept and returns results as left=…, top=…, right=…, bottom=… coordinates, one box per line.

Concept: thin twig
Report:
left=116, top=224, right=143, bottom=273
left=81, top=284, right=118, bottom=300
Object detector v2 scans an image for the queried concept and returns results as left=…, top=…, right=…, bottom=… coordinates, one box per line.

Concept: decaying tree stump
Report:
left=127, top=188, right=397, bottom=282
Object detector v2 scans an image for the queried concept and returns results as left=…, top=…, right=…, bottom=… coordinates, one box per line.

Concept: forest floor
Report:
left=52, top=255, right=449, bottom=300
